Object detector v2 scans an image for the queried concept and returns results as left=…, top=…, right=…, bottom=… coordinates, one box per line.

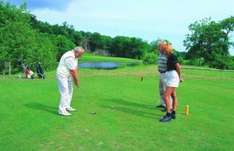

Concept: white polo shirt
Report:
left=56, top=50, right=78, bottom=77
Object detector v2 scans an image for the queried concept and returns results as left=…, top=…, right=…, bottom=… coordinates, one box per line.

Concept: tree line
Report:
left=0, top=1, right=234, bottom=74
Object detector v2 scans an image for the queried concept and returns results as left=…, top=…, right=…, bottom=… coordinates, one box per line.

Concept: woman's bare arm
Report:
left=175, top=63, right=182, bottom=81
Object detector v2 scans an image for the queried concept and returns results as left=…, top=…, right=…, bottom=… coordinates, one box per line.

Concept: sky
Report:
left=7, top=0, right=234, bottom=55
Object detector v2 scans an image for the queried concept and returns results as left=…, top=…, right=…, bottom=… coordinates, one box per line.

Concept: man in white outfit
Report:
left=56, top=46, right=85, bottom=116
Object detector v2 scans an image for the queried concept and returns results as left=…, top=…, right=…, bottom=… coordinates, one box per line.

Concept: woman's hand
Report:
left=180, top=77, right=183, bottom=83
left=180, top=79, right=183, bottom=83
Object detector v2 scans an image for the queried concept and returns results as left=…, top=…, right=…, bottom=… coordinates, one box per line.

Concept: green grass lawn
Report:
left=0, top=57, right=234, bottom=150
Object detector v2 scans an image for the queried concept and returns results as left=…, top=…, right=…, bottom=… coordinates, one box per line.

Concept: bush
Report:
left=143, top=52, right=157, bottom=64
left=187, top=58, right=205, bottom=66
left=177, top=56, right=185, bottom=64
left=209, top=55, right=234, bottom=70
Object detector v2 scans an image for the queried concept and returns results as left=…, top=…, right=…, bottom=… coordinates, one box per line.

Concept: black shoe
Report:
left=171, top=111, right=176, bottom=120
left=160, top=112, right=172, bottom=122
left=156, top=104, right=165, bottom=108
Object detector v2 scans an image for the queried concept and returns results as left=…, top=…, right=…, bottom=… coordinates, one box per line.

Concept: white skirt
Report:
left=165, top=70, right=180, bottom=88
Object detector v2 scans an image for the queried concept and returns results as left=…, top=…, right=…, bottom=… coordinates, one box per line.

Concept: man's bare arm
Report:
left=70, top=69, right=79, bottom=87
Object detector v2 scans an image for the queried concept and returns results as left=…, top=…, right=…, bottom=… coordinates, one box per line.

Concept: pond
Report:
left=79, top=62, right=119, bottom=69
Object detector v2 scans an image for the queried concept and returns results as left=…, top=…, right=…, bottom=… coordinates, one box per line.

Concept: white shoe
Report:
left=58, top=110, right=72, bottom=116
left=66, top=107, right=76, bottom=112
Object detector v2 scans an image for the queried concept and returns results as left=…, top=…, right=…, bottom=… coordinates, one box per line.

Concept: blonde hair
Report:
left=159, top=41, right=173, bottom=55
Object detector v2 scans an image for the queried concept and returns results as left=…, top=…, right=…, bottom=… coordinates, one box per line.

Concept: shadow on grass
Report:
left=103, top=98, right=186, bottom=115
left=24, top=102, right=57, bottom=115
left=102, top=98, right=156, bottom=110
left=100, top=98, right=162, bottom=119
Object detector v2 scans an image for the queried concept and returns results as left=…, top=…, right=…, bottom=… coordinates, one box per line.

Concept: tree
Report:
left=0, top=2, right=36, bottom=71
left=89, top=32, right=103, bottom=52
left=0, top=1, right=58, bottom=72
left=184, top=18, right=232, bottom=69
left=109, top=36, right=148, bottom=59
left=220, top=16, right=234, bottom=48
left=51, top=35, right=75, bottom=61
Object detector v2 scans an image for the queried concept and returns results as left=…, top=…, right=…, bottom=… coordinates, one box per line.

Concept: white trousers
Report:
left=57, top=75, right=73, bottom=113
left=159, top=73, right=172, bottom=108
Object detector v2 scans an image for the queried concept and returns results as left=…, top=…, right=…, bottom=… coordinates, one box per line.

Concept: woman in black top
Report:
left=160, top=43, right=182, bottom=122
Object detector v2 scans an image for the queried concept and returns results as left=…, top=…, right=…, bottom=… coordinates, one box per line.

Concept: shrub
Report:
left=143, top=52, right=157, bottom=64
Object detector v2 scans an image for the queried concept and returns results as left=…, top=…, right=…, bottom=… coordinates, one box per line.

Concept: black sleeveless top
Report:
left=167, top=54, right=178, bottom=71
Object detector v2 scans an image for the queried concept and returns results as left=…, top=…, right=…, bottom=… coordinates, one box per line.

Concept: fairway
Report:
left=0, top=65, right=234, bottom=151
